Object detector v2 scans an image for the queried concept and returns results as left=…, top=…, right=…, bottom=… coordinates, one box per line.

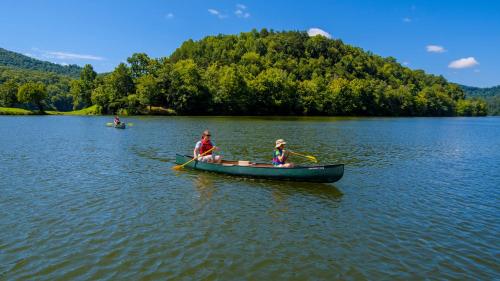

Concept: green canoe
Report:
left=114, top=123, right=126, bottom=129
left=175, top=154, right=344, bottom=183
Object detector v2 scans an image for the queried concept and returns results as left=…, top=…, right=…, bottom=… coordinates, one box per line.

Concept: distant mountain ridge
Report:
left=461, top=85, right=500, bottom=98
left=0, top=47, right=82, bottom=78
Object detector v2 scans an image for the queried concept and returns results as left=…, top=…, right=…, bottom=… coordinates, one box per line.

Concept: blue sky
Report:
left=1, top=0, right=499, bottom=87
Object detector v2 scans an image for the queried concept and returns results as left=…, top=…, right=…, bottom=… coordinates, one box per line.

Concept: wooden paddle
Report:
left=288, top=150, right=318, bottom=163
left=172, top=147, right=216, bottom=170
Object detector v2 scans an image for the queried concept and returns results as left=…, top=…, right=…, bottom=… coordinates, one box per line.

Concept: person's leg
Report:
left=214, top=155, right=222, bottom=163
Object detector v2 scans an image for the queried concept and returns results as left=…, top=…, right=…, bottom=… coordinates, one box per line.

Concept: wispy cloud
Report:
left=165, top=13, right=174, bottom=19
left=403, top=17, right=412, bottom=23
left=426, top=45, right=446, bottom=53
left=208, top=8, right=227, bottom=19
left=235, top=4, right=250, bottom=18
left=307, top=28, right=332, bottom=39
left=43, top=51, right=104, bottom=61
left=208, top=9, right=219, bottom=15
left=448, top=57, right=479, bottom=69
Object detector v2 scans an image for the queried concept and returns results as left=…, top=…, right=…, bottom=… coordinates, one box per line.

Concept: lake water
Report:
left=0, top=116, right=498, bottom=280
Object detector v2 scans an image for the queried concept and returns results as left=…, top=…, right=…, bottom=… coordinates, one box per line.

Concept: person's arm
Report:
left=194, top=142, right=201, bottom=158
left=277, top=150, right=288, bottom=162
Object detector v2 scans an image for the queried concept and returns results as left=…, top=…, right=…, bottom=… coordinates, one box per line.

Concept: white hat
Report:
left=275, top=139, right=287, bottom=148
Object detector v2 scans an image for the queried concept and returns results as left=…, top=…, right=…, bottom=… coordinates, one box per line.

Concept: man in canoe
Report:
left=194, top=130, right=222, bottom=163
left=273, top=139, right=294, bottom=167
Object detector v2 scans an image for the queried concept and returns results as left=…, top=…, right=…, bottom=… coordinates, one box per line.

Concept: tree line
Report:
left=0, top=30, right=489, bottom=116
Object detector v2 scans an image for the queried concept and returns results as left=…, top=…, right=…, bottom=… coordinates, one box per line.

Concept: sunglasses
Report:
left=204, top=134, right=211, bottom=137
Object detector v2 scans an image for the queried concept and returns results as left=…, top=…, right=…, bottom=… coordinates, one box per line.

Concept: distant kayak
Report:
left=175, top=154, right=344, bottom=183
left=114, top=123, right=126, bottom=129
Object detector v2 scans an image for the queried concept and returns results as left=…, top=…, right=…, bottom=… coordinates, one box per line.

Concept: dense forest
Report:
left=461, top=85, right=500, bottom=115
left=0, top=30, right=493, bottom=116
left=0, top=66, right=73, bottom=111
left=0, top=48, right=82, bottom=78
left=461, top=85, right=500, bottom=98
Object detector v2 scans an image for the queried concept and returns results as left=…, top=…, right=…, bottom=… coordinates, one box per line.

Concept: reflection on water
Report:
left=193, top=173, right=216, bottom=202
left=0, top=116, right=498, bottom=280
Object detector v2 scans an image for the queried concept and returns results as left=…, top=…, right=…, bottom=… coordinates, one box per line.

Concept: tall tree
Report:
left=0, top=80, right=18, bottom=107
left=71, top=64, right=96, bottom=109
left=108, top=63, right=135, bottom=101
left=136, top=74, right=161, bottom=110
left=17, top=82, right=47, bottom=112
left=127, top=53, right=151, bottom=79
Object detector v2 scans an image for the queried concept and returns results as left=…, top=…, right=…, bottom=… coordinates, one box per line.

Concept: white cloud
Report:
left=235, top=4, right=250, bottom=18
left=208, top=9, right=219, bottom=15
left=426, top=45, right=446, bottom=53
left=235, top=9, right=250, bottom=18
left=403, top=61, right=410, bottom=66
left=403, top=17, right=412, bottom=23
left=208, top=8, right=227, bottom=19
left=448, top=57, right=479, bottom=69
left=165, top=13, right=174, bottom=19
left=43, top=51, right=104, bottom=61
left=307, top=28, right=332, bottom=39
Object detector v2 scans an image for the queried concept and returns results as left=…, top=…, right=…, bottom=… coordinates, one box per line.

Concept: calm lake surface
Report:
left=0, top=116, right=498, bottom=280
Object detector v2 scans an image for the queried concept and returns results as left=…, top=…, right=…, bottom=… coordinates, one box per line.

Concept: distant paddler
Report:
left=114, top=115, right=121, bottom=126
left=194, top=130, right=222, bottom=163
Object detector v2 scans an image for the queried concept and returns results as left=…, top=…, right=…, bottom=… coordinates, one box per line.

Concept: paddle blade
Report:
left=307, top=156, right=318, bottom=163
left=127, top=123, right=134, bottom=127
left=106, top=122, right=113, bottom=126
left=172, top=165, right=183, bottom=170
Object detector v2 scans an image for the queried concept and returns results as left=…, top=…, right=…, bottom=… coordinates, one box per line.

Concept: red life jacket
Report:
left=199, top=139, right=213, bottom=155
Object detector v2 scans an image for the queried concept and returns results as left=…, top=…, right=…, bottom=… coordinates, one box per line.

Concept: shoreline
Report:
left=0, top=107, right=496, bottom=117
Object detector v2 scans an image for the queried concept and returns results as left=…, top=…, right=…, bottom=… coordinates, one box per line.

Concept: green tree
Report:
left=127, top=53, right=152, bottom=79
left=167, top=59, right=208, bottom=114
left=456, top=99, right=488, bottom=116
left=17, top=82, right=47, bottom=112
left=136, top=74, right=161, bottom=110
left=108, top=63, right=135, bottom=101
left=70, top=64, right=96, bottom=109
left=0, top=80, right=18, bottom=107
left=204, top=64, right=248, bottom=114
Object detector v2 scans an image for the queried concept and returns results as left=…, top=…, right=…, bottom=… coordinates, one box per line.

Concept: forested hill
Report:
left=161, top=30, right=483, bottom=116
left=0, top=48, right=82, bottom=78
left=461, top=85, right=500, bottom=98
left=461, top=85, right=500, bottom=115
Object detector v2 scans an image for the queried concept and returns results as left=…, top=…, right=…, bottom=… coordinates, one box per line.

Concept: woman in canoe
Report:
left=273, top=139, right=294, bottom=167
left=194, top=130, right=222, bottom=163
left=114, top=115, right=121, bottom=126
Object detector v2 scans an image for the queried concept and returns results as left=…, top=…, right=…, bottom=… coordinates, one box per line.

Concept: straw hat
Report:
left=275, top=139, right=287, bottom=148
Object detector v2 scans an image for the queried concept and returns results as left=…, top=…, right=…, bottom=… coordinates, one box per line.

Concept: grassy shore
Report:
left=0, top=107, right=36, bottom=115
left=0, top=105, right=99, bottom=116
left=46, top=105, right=99, bottom=115
left=0, top=105, right=176, bottom=116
